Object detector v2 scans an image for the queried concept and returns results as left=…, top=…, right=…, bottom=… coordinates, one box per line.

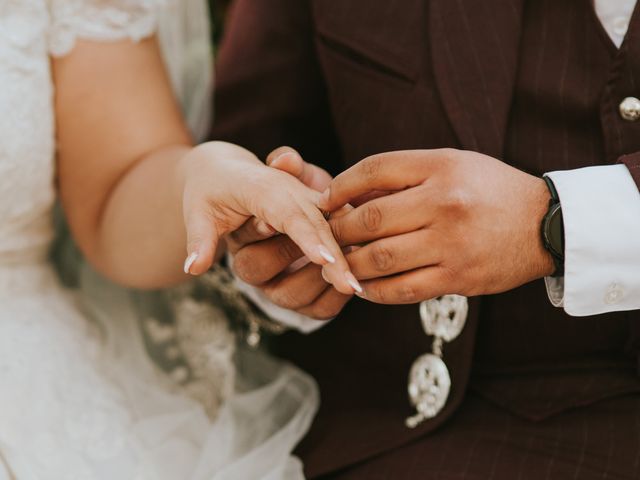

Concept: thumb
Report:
left=267, top=146, right=333, bottom=192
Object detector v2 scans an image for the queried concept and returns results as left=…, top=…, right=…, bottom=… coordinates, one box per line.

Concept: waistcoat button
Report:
left=619, top=97, right=640, bottom=121
left=613, top=16, right=630, bottom=37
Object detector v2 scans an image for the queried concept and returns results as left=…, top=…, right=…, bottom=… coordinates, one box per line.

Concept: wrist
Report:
left=530, top=177, right=557, bottom=278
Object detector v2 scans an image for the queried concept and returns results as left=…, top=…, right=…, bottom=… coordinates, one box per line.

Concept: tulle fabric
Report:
left=0, top=0, right=319, bottom=478
left=79, top=265, right=319, bottom=480
left=0, top=264, right=318, bottom=479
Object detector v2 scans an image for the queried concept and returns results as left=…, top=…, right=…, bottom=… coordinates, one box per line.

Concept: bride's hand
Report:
left=227, top=148, right=358, bottom=320
left=180, top=141, right=360, bottom=295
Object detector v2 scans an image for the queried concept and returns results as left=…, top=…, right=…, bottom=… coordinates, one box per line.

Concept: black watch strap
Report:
left=541, top=176, right=565, bottom=277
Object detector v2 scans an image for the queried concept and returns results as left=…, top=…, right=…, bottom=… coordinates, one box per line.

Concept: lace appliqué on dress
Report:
left=47, top=0, right=173, bottom=57
left=142, top=296, right=236, bottom=420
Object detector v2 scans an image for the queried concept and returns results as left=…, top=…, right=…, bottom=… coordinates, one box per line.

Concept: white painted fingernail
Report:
left=321, top=268, right=330, bottom=283
left=256, top=221, right=276, bottom=236
left=270, top=152, right=293, bottom=167
left=345, top=271, right=363, bottom=294
left=318, top=245, right=336, bottom=264
left=183, top=252, right=199, bottom=274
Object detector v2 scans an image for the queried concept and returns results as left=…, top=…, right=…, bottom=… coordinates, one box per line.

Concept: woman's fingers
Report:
left=254, top=174, right=360, bottom=295
left=281, top=203, right=359, bottom=295
left=267, top=146, right=333, bottom=192
left=182, top=198, right=218, bottom=276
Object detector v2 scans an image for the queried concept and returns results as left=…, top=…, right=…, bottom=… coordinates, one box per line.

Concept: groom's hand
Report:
left=228, top=148, right=353, bottom=320
left=319, top=149, right=555, bottom=304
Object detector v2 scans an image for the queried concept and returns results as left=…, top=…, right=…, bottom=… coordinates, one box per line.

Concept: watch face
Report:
left=546, top=204, right=564, bottom=257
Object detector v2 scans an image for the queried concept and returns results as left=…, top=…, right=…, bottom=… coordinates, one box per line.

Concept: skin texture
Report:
left=232, top=148, right=555, bottom=316
left=228, top=148, right=354, bottom=320
left=320, top=149, right=556, bottom=304
left=53, top=37, right=356, bottom=294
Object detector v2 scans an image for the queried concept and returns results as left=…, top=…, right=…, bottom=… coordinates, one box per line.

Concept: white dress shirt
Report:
left=239, top=0, right=640, bottom=332
left=545, top=0, right=640, bottom=316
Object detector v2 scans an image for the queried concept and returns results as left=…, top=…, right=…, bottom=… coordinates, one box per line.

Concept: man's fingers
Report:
left=268, top=146, right=333, bottom=192
left=320, top=149, right=450, bottom=211
left=347, top=229, right=441, bottom=280
left=329, top=186, right=431, bottom=246
left=360, top=266, right=451, bottom=305
left=262, top=264, right=329, bottom=310
left=233, top=235, right=304, bottom=285
left=297, top=287, right=353, bottom=320
left=350, top=189, right=397, bottom=208
left=228, top=218, right=277, bottom=253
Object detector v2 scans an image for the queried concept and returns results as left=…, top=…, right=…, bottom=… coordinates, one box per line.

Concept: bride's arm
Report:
left=53, top=37, right=357, bottom=293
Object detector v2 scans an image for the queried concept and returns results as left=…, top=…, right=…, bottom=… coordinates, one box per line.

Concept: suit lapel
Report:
left=430, top=0, right=525, bottom=158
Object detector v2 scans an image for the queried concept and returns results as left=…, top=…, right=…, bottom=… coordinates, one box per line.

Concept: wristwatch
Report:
left=541, top=176, right=565, bottom=277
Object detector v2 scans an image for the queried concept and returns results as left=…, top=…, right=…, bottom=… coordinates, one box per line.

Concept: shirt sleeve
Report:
left=544, top=164, right=640, bottom=316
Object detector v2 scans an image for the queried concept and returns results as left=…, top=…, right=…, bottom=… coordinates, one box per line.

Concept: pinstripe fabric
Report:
left=320, top=393, right=640, bottom=480
left=471, top=0, right=640, bottom=423
left=316, top=2, right=640, bottom=476
left=212, top=0, right=640, bottom=477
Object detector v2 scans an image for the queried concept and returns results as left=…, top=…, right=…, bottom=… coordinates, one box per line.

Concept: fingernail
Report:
left=183, top=252, right=199, bottom=274
left=270, top=152, right=294, bottom=167
left=344, top=271, right=363, bottom=295
left=318, top=245, right=336, bottom=264
left=319, top=188, right=330, bottom=209
left=256, top=221, right=276, bottom=236
left=321, top=268, right=330, bottom=283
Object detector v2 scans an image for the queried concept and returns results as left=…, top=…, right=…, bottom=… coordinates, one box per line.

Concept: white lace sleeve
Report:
left=48, top=0, right=174, bottom=57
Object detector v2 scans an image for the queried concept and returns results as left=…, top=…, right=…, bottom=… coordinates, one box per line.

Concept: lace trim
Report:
left=47, top=0, right=171, bottom=57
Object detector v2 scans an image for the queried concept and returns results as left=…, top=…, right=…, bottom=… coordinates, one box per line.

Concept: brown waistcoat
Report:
left=212, top=0, right=640, bottom=476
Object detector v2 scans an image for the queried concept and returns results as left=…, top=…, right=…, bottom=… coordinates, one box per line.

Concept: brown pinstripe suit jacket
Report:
left=212, top=0, right=640, bottom=476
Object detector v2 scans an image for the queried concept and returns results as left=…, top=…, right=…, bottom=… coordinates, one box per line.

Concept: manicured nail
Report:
left=269, top=152, right=293, bottom=167
left=345, top=271, right=363, bottom=294
left=183, top=252, right=199, bottom=274
left=321, top=268, right=330, bottom=283
left=318, top=245, right=336, bottom=264
left=268, top=155, right=284, bottom=168
left=319, top=188, right=330, bottom=209
left=255, top=220, right=276, bottom=236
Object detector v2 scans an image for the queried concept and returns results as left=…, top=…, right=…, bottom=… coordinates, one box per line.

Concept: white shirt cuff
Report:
left=544, top=165, right=640, bottom=316
left=227, top=255, right=329, bottom=334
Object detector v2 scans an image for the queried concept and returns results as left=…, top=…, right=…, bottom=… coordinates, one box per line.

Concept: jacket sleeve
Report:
left=620, top=152, right=640, bottom=187
left=210, top=0, right=342, bottom=173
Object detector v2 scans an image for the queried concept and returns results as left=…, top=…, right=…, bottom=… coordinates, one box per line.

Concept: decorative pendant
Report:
left=420, top=295, right=467, bottom=342
left=406, top=353, right=451, bottom=428
left=406, top=295, right=468, bottom=428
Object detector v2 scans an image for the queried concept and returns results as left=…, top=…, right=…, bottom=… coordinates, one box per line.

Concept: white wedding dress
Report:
left=0, top=1, right=318, bottom=479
